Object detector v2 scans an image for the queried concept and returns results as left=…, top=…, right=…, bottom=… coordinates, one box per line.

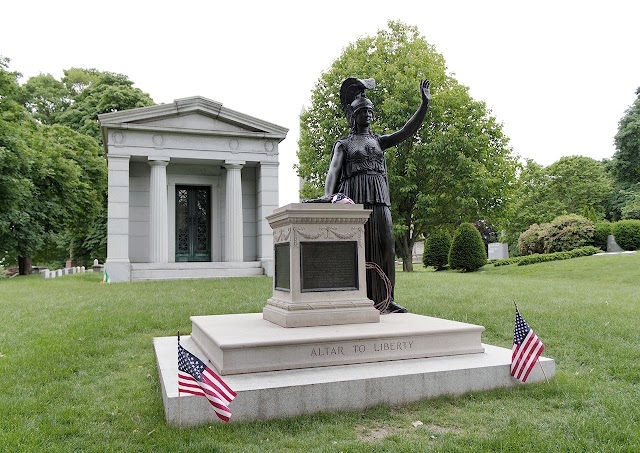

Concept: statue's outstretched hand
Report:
left=420, top=79, right=431, bottom=104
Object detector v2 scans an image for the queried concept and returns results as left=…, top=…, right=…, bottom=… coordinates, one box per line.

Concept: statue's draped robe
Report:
left=334, top=133, right=395, bottom=305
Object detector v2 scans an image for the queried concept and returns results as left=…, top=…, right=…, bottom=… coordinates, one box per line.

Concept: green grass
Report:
left=1, top=254, right=639, bottom=452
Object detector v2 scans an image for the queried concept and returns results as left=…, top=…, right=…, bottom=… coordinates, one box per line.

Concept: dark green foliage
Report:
left=474, top=219, right=497, bottom=250
left=505, top=157, right=613, bottom=247
left=449, top=222, right=487, bottom=272
left=492, top=245, right=602, bottom=266
left=543, top=214, right=595, bottom=253
left=612, top=219, right=640, bottom=250
left=612, top=87, right=640, bottom=186
left=422, top=230, right=451, bottom=270
left=1, top=57, right=152, bottom=270
left=516, top=246, right=602, bottom=266
left=593, top=221, right=612, bottom=249
left=517, top=223, right=547, bottom=255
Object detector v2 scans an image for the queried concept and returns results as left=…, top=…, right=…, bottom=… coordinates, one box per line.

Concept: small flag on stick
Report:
left=102, top=271, right=110, bottom=284
left=511, top=308, right=545, bottom=383
left=178, top=341, right=236, bottom=422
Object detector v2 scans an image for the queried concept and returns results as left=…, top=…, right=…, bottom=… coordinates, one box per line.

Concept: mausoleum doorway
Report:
left=175, top=185, right=211, bottom=262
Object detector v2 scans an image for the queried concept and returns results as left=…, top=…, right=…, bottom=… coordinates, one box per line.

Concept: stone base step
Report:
left=130, top=262, right=264, bottom=281
left=191, top=313, right=485, bottom=375
left=154, top=335, right=555, bottom=425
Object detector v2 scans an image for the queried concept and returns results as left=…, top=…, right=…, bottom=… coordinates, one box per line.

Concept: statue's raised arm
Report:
left=378, top=79, right=431, bottom=150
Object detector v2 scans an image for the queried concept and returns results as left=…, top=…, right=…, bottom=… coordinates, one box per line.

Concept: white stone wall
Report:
left=129, top=162, right=151, bottom=262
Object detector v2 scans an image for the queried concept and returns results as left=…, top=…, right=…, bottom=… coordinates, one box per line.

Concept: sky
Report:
left=3, top=0, right=639, bottom=206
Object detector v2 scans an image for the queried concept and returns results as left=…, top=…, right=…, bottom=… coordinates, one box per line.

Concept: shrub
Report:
left=474, top=220, right=497, bottom=250
left=592, top=221, right=612, bottom=250
left=517, top=223, right=547, bottom=255
left=612, top=219, right=640, bottom=250
left=449, top=223, right=487, bottom=272
left=423, top=230, right=452, bottom=270
left=517, top=246, right=601, bottom=266
left=543, top=214, right=594, bottom=253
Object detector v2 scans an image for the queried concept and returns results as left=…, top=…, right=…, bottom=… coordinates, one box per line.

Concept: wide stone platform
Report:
left=190, top=313, right=485, bottom=375
left=154, top=334, right=556, bottom=425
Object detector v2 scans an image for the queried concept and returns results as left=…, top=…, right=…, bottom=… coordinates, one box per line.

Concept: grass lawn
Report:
left=1, top=254, right=638, bottom=452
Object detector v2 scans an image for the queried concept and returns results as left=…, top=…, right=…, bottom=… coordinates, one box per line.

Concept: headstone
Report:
left=42, top=270, right=50, bottom=279
left=607, top=235, right=624, bottom=252
left=80, top=266, right=85, bottom=273
left=488, top=242, right=509, bottom=260
left=263, top=203, right=380, bottom=328
left=56, top=269, right=63, bottom=278
left=92, top=259, right=104, bottom=273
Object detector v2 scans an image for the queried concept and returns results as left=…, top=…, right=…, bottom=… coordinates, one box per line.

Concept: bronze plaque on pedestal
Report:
left=274, top=243, right=290, bottom=291
left=300, top=241, right=358, bottom=292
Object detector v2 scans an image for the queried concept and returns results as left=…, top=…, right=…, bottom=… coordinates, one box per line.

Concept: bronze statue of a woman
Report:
left=324, top=77, right=430, bottom=313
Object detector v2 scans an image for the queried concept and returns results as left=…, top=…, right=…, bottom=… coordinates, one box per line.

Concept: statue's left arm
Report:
left=379, top=80, right=430, bottom=150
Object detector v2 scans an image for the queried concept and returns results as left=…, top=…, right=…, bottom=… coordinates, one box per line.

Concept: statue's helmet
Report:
left=340, top=77, right=376, bottom=128
left=350, top=94, right=374, bottom=114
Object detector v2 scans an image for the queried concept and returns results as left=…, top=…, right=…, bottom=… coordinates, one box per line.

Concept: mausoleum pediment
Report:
left=99, top=96, right=288, bottom=140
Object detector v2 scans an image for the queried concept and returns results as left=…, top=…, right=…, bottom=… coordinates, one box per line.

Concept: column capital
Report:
left=148, top=157, right=170, bottom=167
left=224, top=160, right=245, bottom=169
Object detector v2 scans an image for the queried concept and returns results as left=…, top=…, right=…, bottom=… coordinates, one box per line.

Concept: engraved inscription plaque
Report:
left=300, top=241, right=358, bottom=291
left=274, top=243, right=290, bottom=291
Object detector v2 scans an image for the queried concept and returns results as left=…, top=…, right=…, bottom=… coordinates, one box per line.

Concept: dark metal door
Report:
left=175, top=186, right=211, bottom=262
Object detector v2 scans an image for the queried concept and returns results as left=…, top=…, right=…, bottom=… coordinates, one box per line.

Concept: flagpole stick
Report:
left=178, top=331, right=182, bottom=428
left=537, top=358, right=550, bottom=384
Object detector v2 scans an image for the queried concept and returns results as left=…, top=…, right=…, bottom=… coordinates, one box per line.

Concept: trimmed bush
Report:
left=517, top=246, right=601, bottom=266
left=423, top=230, right=452, bottom=270
left=613, top=219, right=640, bottom=250
left=592, top=221, right=612, bottom=250
left=449, top=223, right=487, bottom=272
left=517, top=223, right=547, bottom=255
left=543, top=214, right=594, bottom=253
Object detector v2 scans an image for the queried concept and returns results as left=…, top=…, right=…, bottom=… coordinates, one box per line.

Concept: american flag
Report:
left=178, top=342, right=237, bottom=422
left=511, top=309, right=545, bottom=383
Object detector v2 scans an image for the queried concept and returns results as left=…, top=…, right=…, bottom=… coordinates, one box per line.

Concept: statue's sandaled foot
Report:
left=383, top=301, right=408, bottom=314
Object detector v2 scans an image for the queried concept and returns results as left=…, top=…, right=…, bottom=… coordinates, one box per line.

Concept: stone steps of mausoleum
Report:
left=130, top=262, right=264, bottom=281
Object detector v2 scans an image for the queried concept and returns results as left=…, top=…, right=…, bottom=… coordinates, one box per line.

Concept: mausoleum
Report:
left=98, top=97, right=288, bottom=282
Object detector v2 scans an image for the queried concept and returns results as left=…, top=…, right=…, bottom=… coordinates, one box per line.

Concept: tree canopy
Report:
left=296, top=21, right=517, bottom=270
left=612, top=87, right=640, bottom=186
left=1, top=58, right=154, bottom=271
left=504, top=156, right=613, bottom=243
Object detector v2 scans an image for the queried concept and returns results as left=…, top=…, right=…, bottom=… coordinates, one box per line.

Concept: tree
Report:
left=1, top=59, right=139, bottom=272
left=422, top=229, right=451, bottom=270
left=449, top=222, right=487, bottom=272
left=546, top=156, right=613, bottom=217
left=612, top=87, right=640, bottom=186
left=19, top=73, right=70, bottom=124
left=297, top=21, right=517, bottom=271
left=504, top=156, right=613, bottom=246
left=21, top=68, right=154, bottom=143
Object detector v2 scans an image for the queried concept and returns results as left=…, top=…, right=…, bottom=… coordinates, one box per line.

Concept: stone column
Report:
left=256, top=161, right=279, bottom=276
left=224, top=161, right=245, bottom=262
left=105, top=154, right=131, bottom=282
left=149, top=158, right=170, bottom=263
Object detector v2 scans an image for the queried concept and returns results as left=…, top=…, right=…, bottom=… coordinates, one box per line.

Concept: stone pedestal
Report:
left=262, top=203, right=379, bottom=328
